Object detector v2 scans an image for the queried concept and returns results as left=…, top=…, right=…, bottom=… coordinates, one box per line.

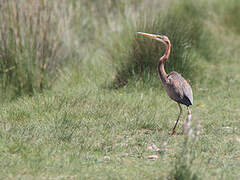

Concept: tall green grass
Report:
left=0, top=0, right=71, bottom=98
left=0, top=0, right=238, bottom=98
left=104, top=0, right=212, bottom=88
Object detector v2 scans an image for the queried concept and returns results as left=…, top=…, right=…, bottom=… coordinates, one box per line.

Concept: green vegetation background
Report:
left=0, top=0, right=240, bottom=179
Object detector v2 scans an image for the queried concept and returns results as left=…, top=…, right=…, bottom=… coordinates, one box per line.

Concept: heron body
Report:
left=164, top=71, right=193, bottom=107
left=137, top=32, right=193, bottom=134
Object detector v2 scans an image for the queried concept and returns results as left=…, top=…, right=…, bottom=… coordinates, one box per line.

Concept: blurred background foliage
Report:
left=0, top=0, right=239, bottom=98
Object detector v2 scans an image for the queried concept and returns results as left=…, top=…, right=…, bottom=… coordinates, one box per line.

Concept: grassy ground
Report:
left=0, top=0, right=240, bottom=179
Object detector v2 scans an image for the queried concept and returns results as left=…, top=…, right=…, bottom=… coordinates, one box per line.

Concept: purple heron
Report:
left=137, top=32, right=193, bottom=135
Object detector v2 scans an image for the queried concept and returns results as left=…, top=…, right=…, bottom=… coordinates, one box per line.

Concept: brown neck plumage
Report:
left=157, top=42, right=171, bottom=84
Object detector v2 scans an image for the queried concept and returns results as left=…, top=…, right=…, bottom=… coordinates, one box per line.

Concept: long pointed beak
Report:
left=137, top=32, right=159, bottom=40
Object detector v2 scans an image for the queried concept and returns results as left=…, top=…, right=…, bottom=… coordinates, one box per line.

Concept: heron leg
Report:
left=171, top=103, right=182, bottom=135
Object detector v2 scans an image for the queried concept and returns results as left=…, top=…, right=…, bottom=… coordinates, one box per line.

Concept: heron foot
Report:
left=169, top=130, right=176, bottom=135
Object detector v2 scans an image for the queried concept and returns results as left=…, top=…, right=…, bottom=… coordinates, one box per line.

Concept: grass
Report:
left=0, top=0, right=240, bottom=179
left=104, top=0, right=208, bottom=88
left=1, top=60, right=240, bottom=179
left=0, top=0, right=72, bottom=98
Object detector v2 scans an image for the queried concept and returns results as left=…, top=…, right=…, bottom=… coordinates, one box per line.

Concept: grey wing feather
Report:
left=167, top=72, right=193, bottom=106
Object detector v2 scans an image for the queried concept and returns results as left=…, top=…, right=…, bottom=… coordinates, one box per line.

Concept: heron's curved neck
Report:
left=158, top=43, right=171, bottom=84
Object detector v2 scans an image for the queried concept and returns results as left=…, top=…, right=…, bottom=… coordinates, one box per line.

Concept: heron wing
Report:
left=167, top=72, right=193, bottom=106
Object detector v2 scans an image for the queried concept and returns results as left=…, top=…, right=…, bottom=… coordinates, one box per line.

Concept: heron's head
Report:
left=137, top=32, right=170, bottom=46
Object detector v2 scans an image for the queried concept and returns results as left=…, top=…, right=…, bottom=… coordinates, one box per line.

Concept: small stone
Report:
left=223, top=126, right=232, bottom=130
left=235, top=137, right=240, bottom=143
left=148, top=155, right=159, bottom=160
left=103, top=156, right=110, bottom=161
left=147, top=146, right=154, bottom=151
left=151, top=143, right=158, bottom=150
left=147, top=143, right=160, bottom=151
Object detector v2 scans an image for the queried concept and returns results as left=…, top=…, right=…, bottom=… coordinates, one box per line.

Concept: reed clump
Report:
left=0, top=0, right=71, bottom=97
